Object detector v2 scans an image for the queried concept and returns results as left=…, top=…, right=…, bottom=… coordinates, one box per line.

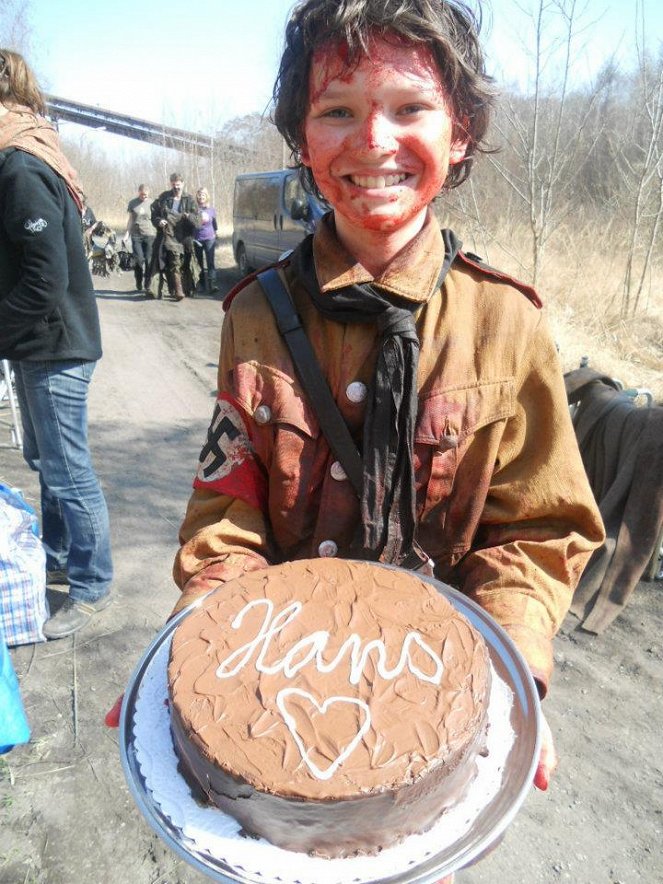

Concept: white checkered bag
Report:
left=0, top=484, right=47, bottom=646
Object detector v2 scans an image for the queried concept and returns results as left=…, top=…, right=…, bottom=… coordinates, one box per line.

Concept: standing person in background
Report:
left=149, top=172, right=199, bottom=301
left=81, top=194, right=97, bottom=236
left=81, top=193, right=102, bottom=249
left=193, top=187, right=219, bottom=295
left=0, top=49, right=113, bottom=640
left=124, top=183, right=154, bottom=295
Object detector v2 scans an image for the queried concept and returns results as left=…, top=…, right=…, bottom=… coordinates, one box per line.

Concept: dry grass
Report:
left=484, top=225, right=663, bottom=403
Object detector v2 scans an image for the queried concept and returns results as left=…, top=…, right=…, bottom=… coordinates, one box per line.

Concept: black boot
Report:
left=208, top=269, right=219, bottom=293
left=170, top=272, right=185, bottom=301
left=134, top=266, right=143, bottom=291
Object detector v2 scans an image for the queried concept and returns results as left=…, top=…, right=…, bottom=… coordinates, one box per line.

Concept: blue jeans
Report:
left=194, top=239, right=215, bottom=273
left=12, top=359, right=113, bottom=604
left=131, top=233, right=155, bottom=288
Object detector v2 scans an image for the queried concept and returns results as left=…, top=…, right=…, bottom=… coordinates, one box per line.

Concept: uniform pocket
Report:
left=236, top=361, right=320, bottom=441
left=234, top=362, right=325, bottom=544
left=415, top=379, right=515, bottom=524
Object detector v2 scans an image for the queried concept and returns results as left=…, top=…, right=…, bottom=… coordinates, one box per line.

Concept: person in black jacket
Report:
left=0, top=49, right=113, bottom=639
left=149, top=172, right=199, bottom=301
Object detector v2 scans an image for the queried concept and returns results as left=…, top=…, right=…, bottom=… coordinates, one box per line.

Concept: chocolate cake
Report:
left=167, top=559, right=491, bottom=858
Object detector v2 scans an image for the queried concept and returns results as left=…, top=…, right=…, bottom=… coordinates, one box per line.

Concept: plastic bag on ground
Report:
left=0, top=631, right=30, bottom=752
left=0, top=483, right=48, bottom=646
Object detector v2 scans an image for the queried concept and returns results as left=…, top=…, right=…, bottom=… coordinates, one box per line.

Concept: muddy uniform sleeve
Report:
left=452, top=315, right=604, bottom=696
left=172, top=313, right=275, bottom=615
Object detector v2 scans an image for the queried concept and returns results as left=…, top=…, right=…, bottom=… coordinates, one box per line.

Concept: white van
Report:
left=232, top=170, right=327, bottom=274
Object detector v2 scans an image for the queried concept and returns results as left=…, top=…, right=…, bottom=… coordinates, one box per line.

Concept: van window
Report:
left=235, top=180, right=254, bottom=217
left=254, top=177, right=281, bottom=222
left=284, top=174, right=307, bottom=209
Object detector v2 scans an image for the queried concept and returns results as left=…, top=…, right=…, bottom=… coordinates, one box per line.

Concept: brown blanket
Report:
left=565, top=368, right=663, bottom=633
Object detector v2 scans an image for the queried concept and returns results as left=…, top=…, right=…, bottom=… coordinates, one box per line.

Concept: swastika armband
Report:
left=193, top=393, right=267, bottom=511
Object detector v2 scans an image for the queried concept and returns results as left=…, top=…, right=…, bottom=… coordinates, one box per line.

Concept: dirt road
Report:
left=1, top=255, right=662, bottom=884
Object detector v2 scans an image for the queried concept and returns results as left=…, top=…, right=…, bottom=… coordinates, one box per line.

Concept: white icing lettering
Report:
left=215, top=599, right=443, bottom=686
left=215, top=599, right=302, bottom=678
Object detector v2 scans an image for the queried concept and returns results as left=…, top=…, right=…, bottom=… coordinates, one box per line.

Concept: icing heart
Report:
left=276, top=688, right=371, bottom=781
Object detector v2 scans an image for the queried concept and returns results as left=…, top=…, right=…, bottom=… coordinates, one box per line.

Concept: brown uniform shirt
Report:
left=173, top=212, right=604, bottom=694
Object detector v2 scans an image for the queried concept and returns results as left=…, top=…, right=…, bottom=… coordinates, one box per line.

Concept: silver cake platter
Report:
left=120, top=566, right=541, bottom=883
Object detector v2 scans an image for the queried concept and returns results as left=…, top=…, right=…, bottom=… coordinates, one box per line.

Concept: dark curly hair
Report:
left=272, top=0, right=496, bottom=198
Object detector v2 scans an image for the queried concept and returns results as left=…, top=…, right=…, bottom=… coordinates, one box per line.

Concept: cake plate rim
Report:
left=119, top=563, right=541, bottom=884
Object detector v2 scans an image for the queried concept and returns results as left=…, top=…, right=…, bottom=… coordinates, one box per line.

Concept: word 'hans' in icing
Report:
left=215, top=598, right=445, bottom=686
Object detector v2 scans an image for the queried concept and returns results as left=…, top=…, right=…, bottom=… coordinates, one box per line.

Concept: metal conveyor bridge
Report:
left=45, top=94, right=248, bottom=159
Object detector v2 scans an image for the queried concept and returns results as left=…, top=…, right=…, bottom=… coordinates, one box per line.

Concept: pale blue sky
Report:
left=18, top=0, right=663, bottom=140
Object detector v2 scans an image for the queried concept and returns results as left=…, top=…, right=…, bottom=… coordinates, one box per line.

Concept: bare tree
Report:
left=487, top=0, right=609, bottom=285
left=0, top=0, right=33, bottom=53
left=618, top=7, right=663, bottom=316
left=220, top=112, right=284, bottom=171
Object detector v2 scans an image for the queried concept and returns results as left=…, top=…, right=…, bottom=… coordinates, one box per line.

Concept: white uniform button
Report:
left=254, top=405, right=272, bottom=425
left=346, top=381, right=368, bottom=403
left=330, top=461, right=347, bottom=481
left=318, top=540, right=338, bottom=558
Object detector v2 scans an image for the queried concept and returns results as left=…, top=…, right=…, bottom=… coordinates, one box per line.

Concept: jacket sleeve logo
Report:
left=24, top=218, right=48, bottom=233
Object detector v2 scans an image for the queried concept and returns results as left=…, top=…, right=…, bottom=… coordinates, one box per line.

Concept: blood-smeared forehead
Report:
left=308, top=33, right=447, bottom=107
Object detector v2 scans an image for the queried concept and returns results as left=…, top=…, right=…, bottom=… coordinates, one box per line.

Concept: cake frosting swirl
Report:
left=168, top=558, right=491, bottom=857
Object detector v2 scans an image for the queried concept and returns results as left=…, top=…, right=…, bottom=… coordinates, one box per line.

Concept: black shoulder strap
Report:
left=257, top=267, right=364, bottom=496
left=257, top=267, right=429, bottom=572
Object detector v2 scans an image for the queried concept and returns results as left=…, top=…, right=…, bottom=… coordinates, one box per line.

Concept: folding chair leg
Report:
left=1, top=359, right=23, bottom=449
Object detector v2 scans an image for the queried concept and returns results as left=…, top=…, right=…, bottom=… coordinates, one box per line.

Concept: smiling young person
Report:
left=169, top=0, right=604, bottom=873
left=300, top=36, right=468, bottom=270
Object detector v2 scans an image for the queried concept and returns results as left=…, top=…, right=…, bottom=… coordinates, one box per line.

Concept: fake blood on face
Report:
left=302, top=36, right=467, bottom=256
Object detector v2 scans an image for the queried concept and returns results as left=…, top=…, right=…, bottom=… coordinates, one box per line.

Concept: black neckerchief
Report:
left=291, top=227, right=460, bottom=565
